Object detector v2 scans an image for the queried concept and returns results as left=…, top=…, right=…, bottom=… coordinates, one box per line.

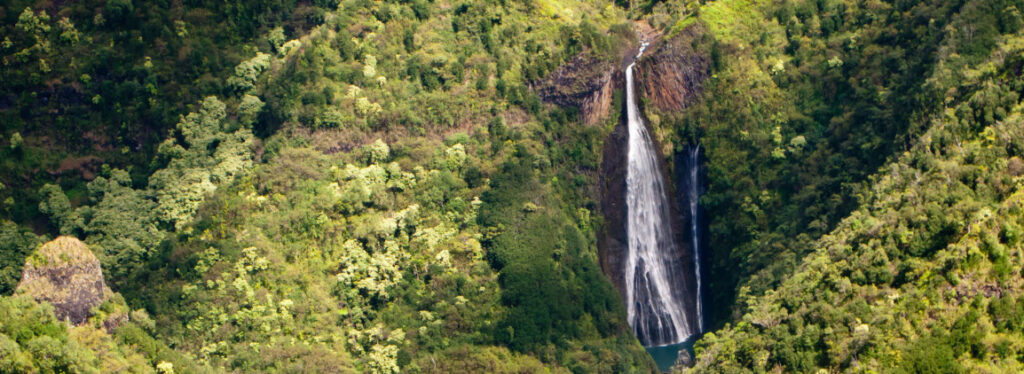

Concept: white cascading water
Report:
left=624, top=43, right=698, bottom=347
left=686, top=144, right=704, bottom=333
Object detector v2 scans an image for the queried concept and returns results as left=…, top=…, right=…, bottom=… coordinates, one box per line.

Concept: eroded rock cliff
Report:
left=534, top=51, right=620, bottom=126
left=636, top=25, right=711, bottom=112
left=598, top=101, right=629, bottom=292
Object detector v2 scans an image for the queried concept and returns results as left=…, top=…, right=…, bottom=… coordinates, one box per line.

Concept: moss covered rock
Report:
left=15, top=236, right=111, bottom=325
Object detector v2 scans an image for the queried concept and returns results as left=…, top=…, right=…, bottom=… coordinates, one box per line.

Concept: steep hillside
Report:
left=686, top=31, right=1024, bottom=370
left=647, top=0, right=1024, bottom=371
left=642, top=0, right=1021, bottom=330
left=2, top=0, right=659, bottom=372
left=0, top=0, right=338, bottom=226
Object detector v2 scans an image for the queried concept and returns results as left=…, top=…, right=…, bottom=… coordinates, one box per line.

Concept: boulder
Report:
left=676, top=347, right=695, bottom=368
left=16, top=236, right=111, bottom=325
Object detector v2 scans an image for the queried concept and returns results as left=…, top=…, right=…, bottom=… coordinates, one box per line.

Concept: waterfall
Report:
left=685, top=144, right=704, bottom=333
left=624, top=43, right=698, bottom=347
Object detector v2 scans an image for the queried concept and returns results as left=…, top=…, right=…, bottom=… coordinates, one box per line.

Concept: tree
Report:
left=227, top=53, right=270, bottom=95
left=149, top=96, right=255, bottom=230
left=38, top=184, right=81, bottom=235
left=79, top=169, right=165, bottom=280
left=365, top=139, right=390, bottom=164
left=895, top=335, right=963, bottom=374
left=0, top=221, right=42, bottom=295
left=238, top=94, right=264, bottom=127
left=8, top=132, right=23, bottom=151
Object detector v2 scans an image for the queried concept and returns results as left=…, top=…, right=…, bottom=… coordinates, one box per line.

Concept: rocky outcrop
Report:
left=534, top=52, right=619, bottom=126
left=636, top=25, right=710, bottom=113
left=16, top=236, right=111, bottom=325
left=582, top=73, right=616, bottom=126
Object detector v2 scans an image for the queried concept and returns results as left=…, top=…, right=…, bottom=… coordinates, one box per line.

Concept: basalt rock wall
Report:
left=598, top=78, right=629, bottom=291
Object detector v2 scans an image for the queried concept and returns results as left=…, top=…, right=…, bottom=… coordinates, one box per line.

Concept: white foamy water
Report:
left=686, top=144, right=704, bottom=333
left=624, top=43, right=699, bottom=346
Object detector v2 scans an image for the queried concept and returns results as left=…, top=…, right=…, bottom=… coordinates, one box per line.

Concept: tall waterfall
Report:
left=624, top=43, right=699, bottom=347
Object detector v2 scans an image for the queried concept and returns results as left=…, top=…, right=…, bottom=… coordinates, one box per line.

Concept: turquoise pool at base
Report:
left=646, top=338, right=695, bottom=372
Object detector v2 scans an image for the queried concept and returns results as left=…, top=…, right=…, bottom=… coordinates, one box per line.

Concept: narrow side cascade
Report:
left=624, top=43, right=698, bottom=347
left=684, top=144, right=704, bottom=333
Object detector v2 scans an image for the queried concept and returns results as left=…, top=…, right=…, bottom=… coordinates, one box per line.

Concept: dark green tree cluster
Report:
left=0, top=0, right=337, bottom=227
left=0, top=221, right=42, bottom=295
left=480, top=153, right=625, bottom=355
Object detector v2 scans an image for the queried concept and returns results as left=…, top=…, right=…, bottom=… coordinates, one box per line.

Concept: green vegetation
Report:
left=5, top=0, right=1024, bottom=372
left=639, top=0, right=1020, bottom=326
left=3, top=0, right=654, bottom=372
left=0, top=220, right=42, bottom=294
left=0, top=0, right=337, bottom=225
left=0, top=293, right=193, bottom=373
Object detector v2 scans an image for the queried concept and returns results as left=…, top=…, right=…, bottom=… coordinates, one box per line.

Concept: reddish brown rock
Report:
left=636, top=24, right=711, bottom=113
left=580, top=71, right=617, bottom=126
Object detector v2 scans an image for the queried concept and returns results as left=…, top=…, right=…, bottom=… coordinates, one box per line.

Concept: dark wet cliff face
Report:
left=598, top=79, right=629, bottom=291
left=535, top=56, right=617, bottom=126
left=534, top=52, right=616, bottom=125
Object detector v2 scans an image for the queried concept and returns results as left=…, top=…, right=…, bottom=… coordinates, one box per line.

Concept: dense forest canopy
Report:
left=2, top=0, right=1024, bottom=372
